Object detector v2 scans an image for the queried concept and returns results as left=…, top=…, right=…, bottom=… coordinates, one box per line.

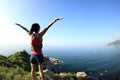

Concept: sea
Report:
left=0, top=44, right=120, bottom=77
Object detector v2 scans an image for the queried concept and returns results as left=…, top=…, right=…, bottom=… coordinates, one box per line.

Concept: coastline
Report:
left=0, top=50, right=120, bottom=80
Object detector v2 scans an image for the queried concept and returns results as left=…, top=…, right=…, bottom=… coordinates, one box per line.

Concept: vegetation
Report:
left=0, top=65, right=77, bottom=80
left=8, top=50, right=30, bottom=71
left=0, top=50, right=77, bottom=80
left=0, top=54, right=12, bottom=67
left=0, top=66, right=31, bottom=80
left=0, top=50, right=31, bottom=80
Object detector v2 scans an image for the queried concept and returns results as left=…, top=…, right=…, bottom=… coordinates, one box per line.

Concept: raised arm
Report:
left=39, top=17, right=63, bottom=37
left=15, top=23, right=30, bottom=35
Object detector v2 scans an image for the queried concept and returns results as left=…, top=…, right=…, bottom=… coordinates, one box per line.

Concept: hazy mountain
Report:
left=108, top=40, right=120, bottom=46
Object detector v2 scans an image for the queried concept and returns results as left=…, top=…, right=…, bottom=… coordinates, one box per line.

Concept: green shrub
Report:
left=0, top=66, right=31, bottom=80
left=59, top=72, right=76, bottom=80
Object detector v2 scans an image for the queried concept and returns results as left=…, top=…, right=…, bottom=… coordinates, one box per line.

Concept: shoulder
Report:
left=38, top=32, right=43, bottom=38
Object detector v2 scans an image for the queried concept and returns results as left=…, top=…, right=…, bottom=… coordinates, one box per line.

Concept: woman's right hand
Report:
left=54, top=17, right=63, bottom=22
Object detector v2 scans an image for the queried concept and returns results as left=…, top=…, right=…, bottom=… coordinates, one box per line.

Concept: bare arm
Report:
left=39, top=17, right=63, bottom=37
left=15, top=23, right=30, bottom=35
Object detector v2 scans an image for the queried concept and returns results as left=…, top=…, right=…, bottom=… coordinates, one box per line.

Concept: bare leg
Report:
left=38, top=64, right=44, bottom=80
left=31, top=63, right=36, bottom=80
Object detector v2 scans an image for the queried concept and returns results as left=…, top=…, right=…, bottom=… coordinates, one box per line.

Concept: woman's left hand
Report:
left=15, top=23, right=21, bottom=26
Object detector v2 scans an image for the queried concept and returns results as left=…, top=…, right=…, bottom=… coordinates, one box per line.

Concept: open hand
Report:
left=15, top=23, right=22, bottom=26
left=55, top=17, right=63, bottom=21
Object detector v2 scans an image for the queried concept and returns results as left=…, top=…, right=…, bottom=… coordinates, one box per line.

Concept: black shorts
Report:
left=30, top=54, right=44, bottom=64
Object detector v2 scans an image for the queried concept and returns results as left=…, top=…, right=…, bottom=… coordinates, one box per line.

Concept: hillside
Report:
left=0, top=54, right=12, bottom=67
left=0, top=50, right=30, bottom=71
left=108, top=40, right=120, bottom=46
left=0, top=50, right=80, bottom=80
left=8, top=50, right=30, bottom=71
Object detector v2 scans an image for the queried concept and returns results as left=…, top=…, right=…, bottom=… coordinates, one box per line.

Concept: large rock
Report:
left=43, top=69, right=54, bottom=77
left=76, top=72, right=87, bottom=80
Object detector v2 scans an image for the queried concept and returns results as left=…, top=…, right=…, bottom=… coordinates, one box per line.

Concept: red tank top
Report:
left=31, top=33, right=43, bottom=54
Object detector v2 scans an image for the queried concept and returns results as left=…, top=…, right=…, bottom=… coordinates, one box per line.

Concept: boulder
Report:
left=43, top=69, right=54, bottom=77
left=76, top=72, right=87, bottom=80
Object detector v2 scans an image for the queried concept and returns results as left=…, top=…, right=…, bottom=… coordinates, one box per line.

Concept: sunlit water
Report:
left=0, top=45, right=120, bottom=76
left=43, top=46, right=120, bottom=76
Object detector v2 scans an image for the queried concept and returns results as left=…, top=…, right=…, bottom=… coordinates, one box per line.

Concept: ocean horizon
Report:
left=0, top=44, right=120, bottom=76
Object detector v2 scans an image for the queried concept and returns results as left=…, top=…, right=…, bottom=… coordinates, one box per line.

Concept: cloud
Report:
left=114, top=32, right=120, bottom=40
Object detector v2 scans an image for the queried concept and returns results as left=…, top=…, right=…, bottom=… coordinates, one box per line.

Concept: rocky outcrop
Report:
left=43, top=55, right=62, bottom=73
left=50, top=57, right=62, bottom=65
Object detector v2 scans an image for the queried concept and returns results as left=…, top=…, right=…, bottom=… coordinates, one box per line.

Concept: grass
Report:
left=0, top=66, right=78, bottom=80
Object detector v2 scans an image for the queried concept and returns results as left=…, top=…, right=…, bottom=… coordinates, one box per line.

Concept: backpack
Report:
left=31, top=34, right=42, bottom=51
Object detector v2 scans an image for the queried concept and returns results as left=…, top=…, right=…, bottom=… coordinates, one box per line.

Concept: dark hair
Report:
left=30, top=23, right=40, bottom=35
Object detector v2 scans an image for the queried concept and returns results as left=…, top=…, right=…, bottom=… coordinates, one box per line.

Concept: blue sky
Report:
left=0, top=0, right=120, bottom=47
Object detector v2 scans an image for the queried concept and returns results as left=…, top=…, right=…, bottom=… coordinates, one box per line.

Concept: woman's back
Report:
left=31, top=33, right=43, bottom=54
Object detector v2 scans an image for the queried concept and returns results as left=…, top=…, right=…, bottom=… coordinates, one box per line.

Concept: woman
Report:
left=15, top=17, right=63, bottom=80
